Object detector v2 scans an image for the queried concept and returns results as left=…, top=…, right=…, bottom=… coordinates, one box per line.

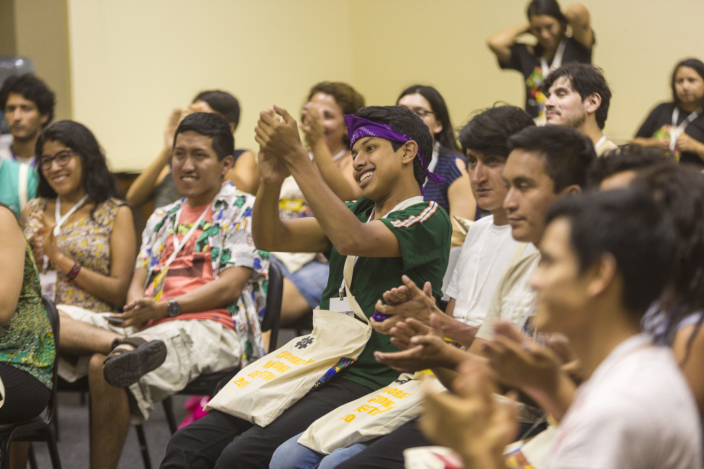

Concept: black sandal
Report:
left=103, top=337, right=167, bottom=388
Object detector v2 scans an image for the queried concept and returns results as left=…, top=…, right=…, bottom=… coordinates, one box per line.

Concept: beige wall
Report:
left=12, top=0, right=72, bottom=122
left=64, top=0, right=704, bottom=171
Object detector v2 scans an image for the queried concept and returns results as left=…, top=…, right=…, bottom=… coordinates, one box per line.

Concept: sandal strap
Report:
left=110, top=337, right=148, bottom=351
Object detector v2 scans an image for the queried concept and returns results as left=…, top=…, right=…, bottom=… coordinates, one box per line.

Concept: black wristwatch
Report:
left=167, top=299, right=181, bottom=317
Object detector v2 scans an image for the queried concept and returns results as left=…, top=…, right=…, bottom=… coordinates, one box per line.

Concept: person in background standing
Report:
left=487, top=0, right=594, bottom=121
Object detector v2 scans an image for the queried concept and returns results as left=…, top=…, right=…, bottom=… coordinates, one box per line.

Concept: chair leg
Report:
left=43, top=433, right=62, bottom=469
left=28, top=443, right=38, bottom=469
left=161, top=397, right=178, bottom=435
left=1, top=434, right=13, bottom=469
left=135, top=424, right=152, bottom=469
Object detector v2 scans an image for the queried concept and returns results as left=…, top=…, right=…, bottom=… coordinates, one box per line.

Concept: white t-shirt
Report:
left=445, top=216, right=535, bottom=327
left=475, top=249, right=541, bottom=341
left=546, top=334, right=702, bottom=469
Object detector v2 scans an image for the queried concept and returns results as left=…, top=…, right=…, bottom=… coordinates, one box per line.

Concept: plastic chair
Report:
left=0, top=296, right=62, bottom=469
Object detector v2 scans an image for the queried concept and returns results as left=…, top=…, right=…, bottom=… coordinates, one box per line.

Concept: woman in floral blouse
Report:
left=21, top=120, right=137, bottom=312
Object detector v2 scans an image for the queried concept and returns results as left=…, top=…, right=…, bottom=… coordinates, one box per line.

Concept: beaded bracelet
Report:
left=67, top=262, right=82, bottom=282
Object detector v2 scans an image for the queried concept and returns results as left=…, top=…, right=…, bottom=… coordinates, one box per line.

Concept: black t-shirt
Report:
left=499, top=37, right=592, bottom=118
left=635, top=102, right=704, bottom=167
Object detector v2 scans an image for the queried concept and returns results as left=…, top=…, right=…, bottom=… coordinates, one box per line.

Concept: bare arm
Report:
left=487, top=24, right=530, bottom=65
left=116, top=265, right=253, bottom=328
left=126, top=108, right=182, bottom=206
left=251, top=156, right=331, bottom=254
left=447, top=161, right=477, bottom=246
left=43, top=205, right=137, bottom=308
left=256, top=108, right=408, bottom=258
left=0, top=208, right=26, bottom=326
left=302, top=102, right=362, bottom=201
left=225, top=150, right=260, bottom=195
left=632, top=137, right=671, bottom=150
left=565, top=3, right=594, bottom=49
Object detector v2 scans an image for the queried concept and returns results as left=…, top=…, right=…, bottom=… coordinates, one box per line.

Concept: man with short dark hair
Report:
left=55, top=112, right=268, bottom=469
left=586, top=144, right=671, bottom=190
left=421, top=188, right=702, bottom=469
left=161, top=105, right=452, bottom=468
left=0, top=74, right=55, bottom=165
left=543, top=62, right=617, bottom=155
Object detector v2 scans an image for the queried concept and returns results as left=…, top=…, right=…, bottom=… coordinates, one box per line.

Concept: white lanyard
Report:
left=54, top=194, right=90, bottom=236
left=165, top=202, right=212, bottom=268
left=595, top=135, right=607, bottom=151
left=670, top=106, right=703, bottom=151
left=331, top=148, right=347, bottom=162
left=338, top=196, right=425, bottom=296
left=423, top=144, right=440, bottom=188
left=540, top=39, right=567, bottom=78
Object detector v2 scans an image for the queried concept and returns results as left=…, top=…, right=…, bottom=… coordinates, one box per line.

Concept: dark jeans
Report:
left=336, top=418, right=549, bottom=469
left=160, top=377, right=371, bottom=469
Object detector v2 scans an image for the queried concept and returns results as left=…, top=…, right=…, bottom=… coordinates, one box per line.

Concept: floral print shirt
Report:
left=136, top=181, right=269, bottom=366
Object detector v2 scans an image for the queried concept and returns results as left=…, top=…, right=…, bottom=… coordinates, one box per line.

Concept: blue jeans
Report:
left=269, top=432, right=370, bottom=469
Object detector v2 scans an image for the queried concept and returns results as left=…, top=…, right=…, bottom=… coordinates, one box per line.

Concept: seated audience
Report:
left=487, top=0, right=594, bottom=120
left=327, top=125, right=594, bottom=469
left=274, top=81, right=365, bottom=326
left=0, top=157, right=38, bottom=217
left=586, top=144, right=670, bottom=189
left=21, top=121, right=136, bottom=312
left=0, top=73, right=55, bottom=166
left=269, top=104, right=536, bottom=469
left=397, top=85, right=476, bottom=226
left=543, top=63, right=618, bottom=154
left=160, top=105, right=451, bottom=468
left=0, top=203, right=55, bottom=423
left=421, top=188, right=702, bottom=469
left=634, top=58, right=704, bottom=167
left=126, top=89, right=258, bottom=207
left=53, top=112, right=268, bottom=469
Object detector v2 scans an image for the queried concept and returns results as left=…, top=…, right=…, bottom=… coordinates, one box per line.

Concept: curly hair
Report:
left=0, top=74, right=56, bottom=126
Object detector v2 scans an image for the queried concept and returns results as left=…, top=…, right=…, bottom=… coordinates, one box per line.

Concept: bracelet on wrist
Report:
left=67, top=262, right=82, bottom=281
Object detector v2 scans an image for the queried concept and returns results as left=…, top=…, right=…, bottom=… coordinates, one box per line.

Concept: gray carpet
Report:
left=31, top=392, right=189, bottom=469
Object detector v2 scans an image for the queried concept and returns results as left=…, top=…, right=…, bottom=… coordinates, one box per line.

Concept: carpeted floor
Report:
left=31, top=391, right=189, bottom=469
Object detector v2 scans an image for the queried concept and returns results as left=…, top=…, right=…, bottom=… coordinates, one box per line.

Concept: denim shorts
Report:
left=271, top=256, right=330, bottom=309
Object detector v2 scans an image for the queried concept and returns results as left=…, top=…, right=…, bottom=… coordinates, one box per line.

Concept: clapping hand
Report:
left=300, top=102, right=325, bottom=149
left=420, top=359, right=518, bottom=469
left=255, top=106, right=307, bottom=166
left=32, top=212, right=60, bottom=264
left=370, top=275, right=439, bottom=334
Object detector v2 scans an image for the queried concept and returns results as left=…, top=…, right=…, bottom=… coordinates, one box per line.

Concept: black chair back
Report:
left=260, top=260, right=283, bottom=351
left=41, top=296, right=60, bottom=426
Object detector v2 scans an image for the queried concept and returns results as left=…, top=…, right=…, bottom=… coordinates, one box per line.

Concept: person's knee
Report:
left=269, top=433, right=320, bottom=469
left=88, top=352, right=106, bottom=377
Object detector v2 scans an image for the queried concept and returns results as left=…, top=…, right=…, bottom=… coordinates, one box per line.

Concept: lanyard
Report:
left=54, top=194, right=90, bottom=236
left=540, top=39, right=566, bottom=79
left=670, top=106, right=703, bottom=151
left=595, top=135, right=607, bottom=151
left=339, top=196, right=425, bottom=297
left=165, top=202, right=212, bottom=268
left=331, top=148, right=347, bottom=162
left=423, top=144, right=440, bottom=188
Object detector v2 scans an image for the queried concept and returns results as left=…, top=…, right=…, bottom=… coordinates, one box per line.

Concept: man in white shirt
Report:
left=0, top=74, right=55, bottom=165
left=543, top=63, right=618, bottom=156
left=421, top=188, right=702, bottom=469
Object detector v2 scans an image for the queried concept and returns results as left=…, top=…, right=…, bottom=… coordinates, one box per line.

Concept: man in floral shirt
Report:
left=56, top=112, right=268, bottom=469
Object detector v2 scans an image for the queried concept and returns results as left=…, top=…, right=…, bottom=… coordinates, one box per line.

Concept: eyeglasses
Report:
left=40, top=150, right=73, bottom=172
left=403, top=106, right=435, bottom=118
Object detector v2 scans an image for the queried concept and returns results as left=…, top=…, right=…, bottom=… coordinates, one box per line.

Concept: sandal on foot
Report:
left=103, top=337, right=167, bottom=388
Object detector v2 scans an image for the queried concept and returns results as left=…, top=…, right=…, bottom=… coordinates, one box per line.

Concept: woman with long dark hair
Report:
left=487, top=0, right=594, bottom=120
left=397, top=85, right=476, bottom=233
left=634, top=58, right=704, bottom=167
left=21, top=120, right=136, bottom=312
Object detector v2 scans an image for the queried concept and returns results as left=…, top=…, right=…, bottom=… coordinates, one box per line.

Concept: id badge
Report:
left=329, top=297, right=353, bottom=317
left=39, top=270, right=57, bottom=302
left=151, top=267, right=169, bottom=301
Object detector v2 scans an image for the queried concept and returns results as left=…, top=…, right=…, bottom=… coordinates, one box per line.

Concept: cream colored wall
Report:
left=66, top=0, right=704, bottom=171
left=67, top=0, right=353, bottom=172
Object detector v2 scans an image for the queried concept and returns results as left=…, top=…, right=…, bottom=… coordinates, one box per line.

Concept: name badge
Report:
left=39, top=270, right=58, bottom=302
left=329, top=297, right=353, bottom=316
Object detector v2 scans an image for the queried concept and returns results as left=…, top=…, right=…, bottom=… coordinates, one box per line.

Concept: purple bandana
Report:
left=344, top=114, right=445, bottom=186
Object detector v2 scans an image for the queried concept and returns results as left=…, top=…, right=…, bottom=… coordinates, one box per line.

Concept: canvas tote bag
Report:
left=206, top=253, right=371, bottom=427
left=298, top=371, right=446, bottom=454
